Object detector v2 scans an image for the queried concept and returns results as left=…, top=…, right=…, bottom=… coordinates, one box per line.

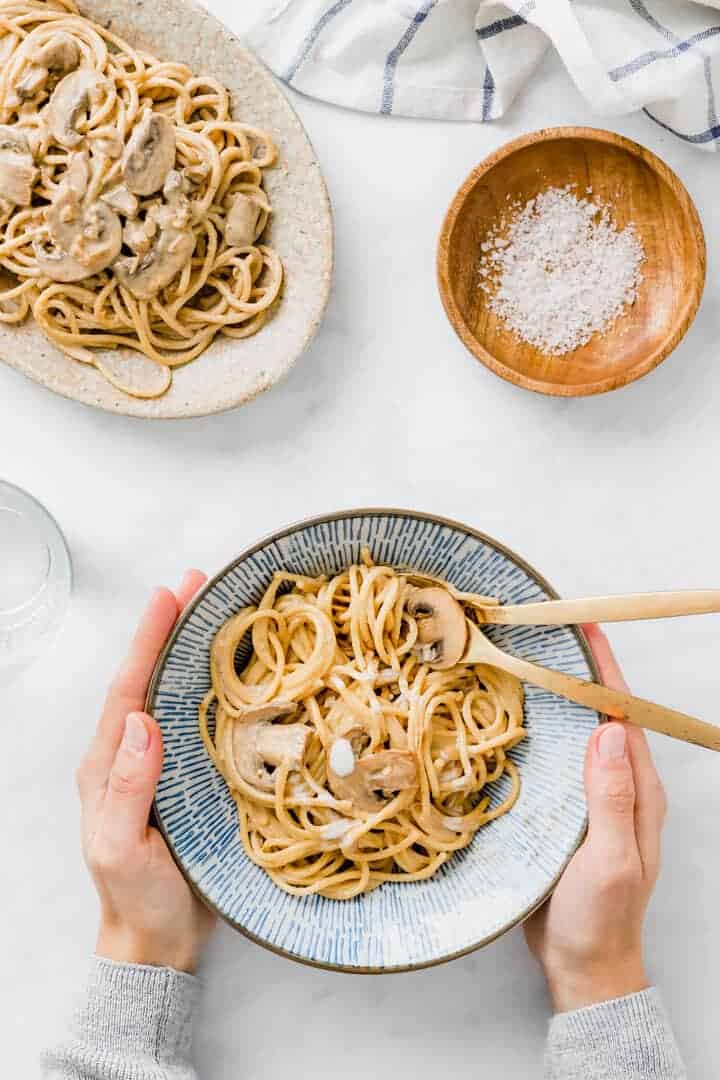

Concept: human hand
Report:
left=524, top=624, right=667, bottom=1013
left=77, top=571, right=216, bottom=974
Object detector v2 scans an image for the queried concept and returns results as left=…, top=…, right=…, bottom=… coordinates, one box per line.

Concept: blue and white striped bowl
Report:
left=147, top=509, right=599, bottom=972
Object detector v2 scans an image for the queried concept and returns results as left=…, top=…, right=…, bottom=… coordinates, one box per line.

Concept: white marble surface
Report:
left=2, top=4, right=720, bottom=1076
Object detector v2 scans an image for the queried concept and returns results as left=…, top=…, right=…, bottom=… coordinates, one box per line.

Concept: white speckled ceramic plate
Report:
left=147, top=510, right=601, bottom=972
left=0, top=0, right=333, bottom=418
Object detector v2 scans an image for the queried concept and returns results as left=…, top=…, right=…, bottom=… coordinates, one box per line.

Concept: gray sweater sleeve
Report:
left=42, top=962, right=683, bottom=1079
left=545, top=988, right=686, bottom=1079
left=41, top=956, right=200, bottom=1079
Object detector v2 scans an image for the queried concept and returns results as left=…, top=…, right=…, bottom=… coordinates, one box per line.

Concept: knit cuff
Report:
left=80, top=956, right=200, bottom=1058
left=41, top=955, right=201, bottom=1078
left=546, top=988, right=686, bottom=1079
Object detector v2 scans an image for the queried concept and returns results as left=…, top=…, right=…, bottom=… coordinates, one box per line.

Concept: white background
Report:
left=2, top=2, right=720, bottom=1076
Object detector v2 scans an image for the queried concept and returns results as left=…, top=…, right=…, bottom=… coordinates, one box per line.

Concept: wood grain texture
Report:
left=482, top=590, right=720, bottom=625
left=463, top=621, right=720, bottom=752
left=437, top=127, right=706, bottom=397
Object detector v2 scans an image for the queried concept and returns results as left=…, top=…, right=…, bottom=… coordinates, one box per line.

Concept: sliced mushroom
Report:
left=0, top=126, right=37, bottom=206
left=38, top=197, right=121, bottom=283
left=232, top=719, right=309, bottom=792
left=62, top=149, right=89, bottom=197
left=46, top=66, right=106, bottom=149
left=34, top=33, right=81, bottom=75
left=225, top=193, right=264, bottom=247
left=33, top=239, right=90, bottom=283
left=114, top=178, right=194, bottom=299
left=115, top=224, right=193, bottom=299
left=406, top=587, right=468, bottom=670
left=101, top=183, right=138, bottom=218
left=15, top=65, right=48, bottom=102
left=121, top=109, right=175, bottom=196
left=327, top=741, right=418, bottom=814
left=0, top=126, right=32, bottom=155
left=14, top=32, right=81, bottom=102
left=406, top=588, right=466, bottom=668
left=122, top=215, right=157, bottom=257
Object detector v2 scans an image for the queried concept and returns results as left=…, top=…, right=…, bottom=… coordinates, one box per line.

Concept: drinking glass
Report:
left=0, top=480, right=72, bottom=685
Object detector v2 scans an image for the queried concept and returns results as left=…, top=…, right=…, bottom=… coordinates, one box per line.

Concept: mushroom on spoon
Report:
left=408, top=587, right=720, bottom=752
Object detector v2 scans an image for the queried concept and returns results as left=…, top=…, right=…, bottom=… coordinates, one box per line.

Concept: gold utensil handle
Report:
left=484, top=590, right=720, bottom=626
left=492, top=650, right=720, bottom=751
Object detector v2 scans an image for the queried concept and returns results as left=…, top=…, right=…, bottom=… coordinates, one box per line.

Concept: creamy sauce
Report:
left=442, top=816, right=467, bottom=833
left=321, top=818, right=353, bottom=841
left=329, top=737, right=356, bottom=778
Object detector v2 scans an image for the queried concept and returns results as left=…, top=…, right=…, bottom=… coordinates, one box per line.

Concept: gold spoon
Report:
left=407, top=587, right=720, bottom=752
left=403, top=572, right=720, bottom=625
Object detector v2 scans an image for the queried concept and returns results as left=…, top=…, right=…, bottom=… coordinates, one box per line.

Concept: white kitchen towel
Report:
left=244, top=0, right=720, bottom=150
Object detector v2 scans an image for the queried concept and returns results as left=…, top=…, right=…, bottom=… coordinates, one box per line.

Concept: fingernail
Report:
left=598, top=723, right=626, bottom=762
left=123, top=712, right=150, bottom=755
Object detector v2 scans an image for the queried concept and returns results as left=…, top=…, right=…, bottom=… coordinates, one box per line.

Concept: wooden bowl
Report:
left=437, top=127, right=706, bottom=397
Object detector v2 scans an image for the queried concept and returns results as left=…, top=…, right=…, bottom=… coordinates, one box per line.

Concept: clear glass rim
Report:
left=0, top=478, right=73, bottom=612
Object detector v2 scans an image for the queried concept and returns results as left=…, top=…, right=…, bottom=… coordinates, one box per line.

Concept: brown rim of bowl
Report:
left=146, top=507, right=602, bottom=974
left=436, top=125, right=707, bottom=398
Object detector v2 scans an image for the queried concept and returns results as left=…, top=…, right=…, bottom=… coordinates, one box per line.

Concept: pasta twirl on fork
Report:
left=0, top=0, right=282, bottom=399
left=199, top=555, right=526, bottom=900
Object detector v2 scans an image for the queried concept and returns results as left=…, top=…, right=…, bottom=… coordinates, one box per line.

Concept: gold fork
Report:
left=406, top=586, right=720, bottom=752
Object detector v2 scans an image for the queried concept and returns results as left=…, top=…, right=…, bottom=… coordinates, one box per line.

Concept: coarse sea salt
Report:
left=478, top=185, right=645, bottom=355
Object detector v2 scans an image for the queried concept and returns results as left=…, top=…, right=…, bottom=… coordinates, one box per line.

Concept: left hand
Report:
left=76, top=571, right=216, bottom=974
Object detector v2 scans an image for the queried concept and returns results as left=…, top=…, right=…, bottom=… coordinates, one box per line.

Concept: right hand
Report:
left=524, top=625, right=667, bottom=1012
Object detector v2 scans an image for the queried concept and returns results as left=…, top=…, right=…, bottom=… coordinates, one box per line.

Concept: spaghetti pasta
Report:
left=0, top=0, right=282, bottom=398
left=199, top=555, right=526, bottom=900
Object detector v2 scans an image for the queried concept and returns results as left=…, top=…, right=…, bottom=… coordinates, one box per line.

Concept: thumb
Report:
left=585, top=722, right=637, bottom=861
left=102, top=712, right=163, bottom=851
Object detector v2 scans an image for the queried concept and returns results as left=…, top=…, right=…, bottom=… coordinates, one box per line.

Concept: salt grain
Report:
left=477, top=186, right=644, bottom=355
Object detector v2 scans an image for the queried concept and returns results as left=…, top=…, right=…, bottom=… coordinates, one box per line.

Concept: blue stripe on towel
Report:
left=624, top=0, right=720, bottom=144
left=628, top=0, right=696, bottom=44
left=482, top=63, right=495, bottom=122
left=643, top=107, right=720, bottom=144
left=477, top=14, right=526, bottom=40
left=476, top=1, right=536, bottom=41
left=609, top=27, right=720, bottom=82
left=706, top=60, right=719, bottom=133
left=283, top=0, right=354, bottom=83
left=381, top=1, right=438, bottom=115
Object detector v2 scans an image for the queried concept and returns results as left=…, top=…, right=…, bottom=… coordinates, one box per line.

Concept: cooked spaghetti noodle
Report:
left=0, top=0, right=282, bottom=398
left=199, top=556, right=525, bottom=900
